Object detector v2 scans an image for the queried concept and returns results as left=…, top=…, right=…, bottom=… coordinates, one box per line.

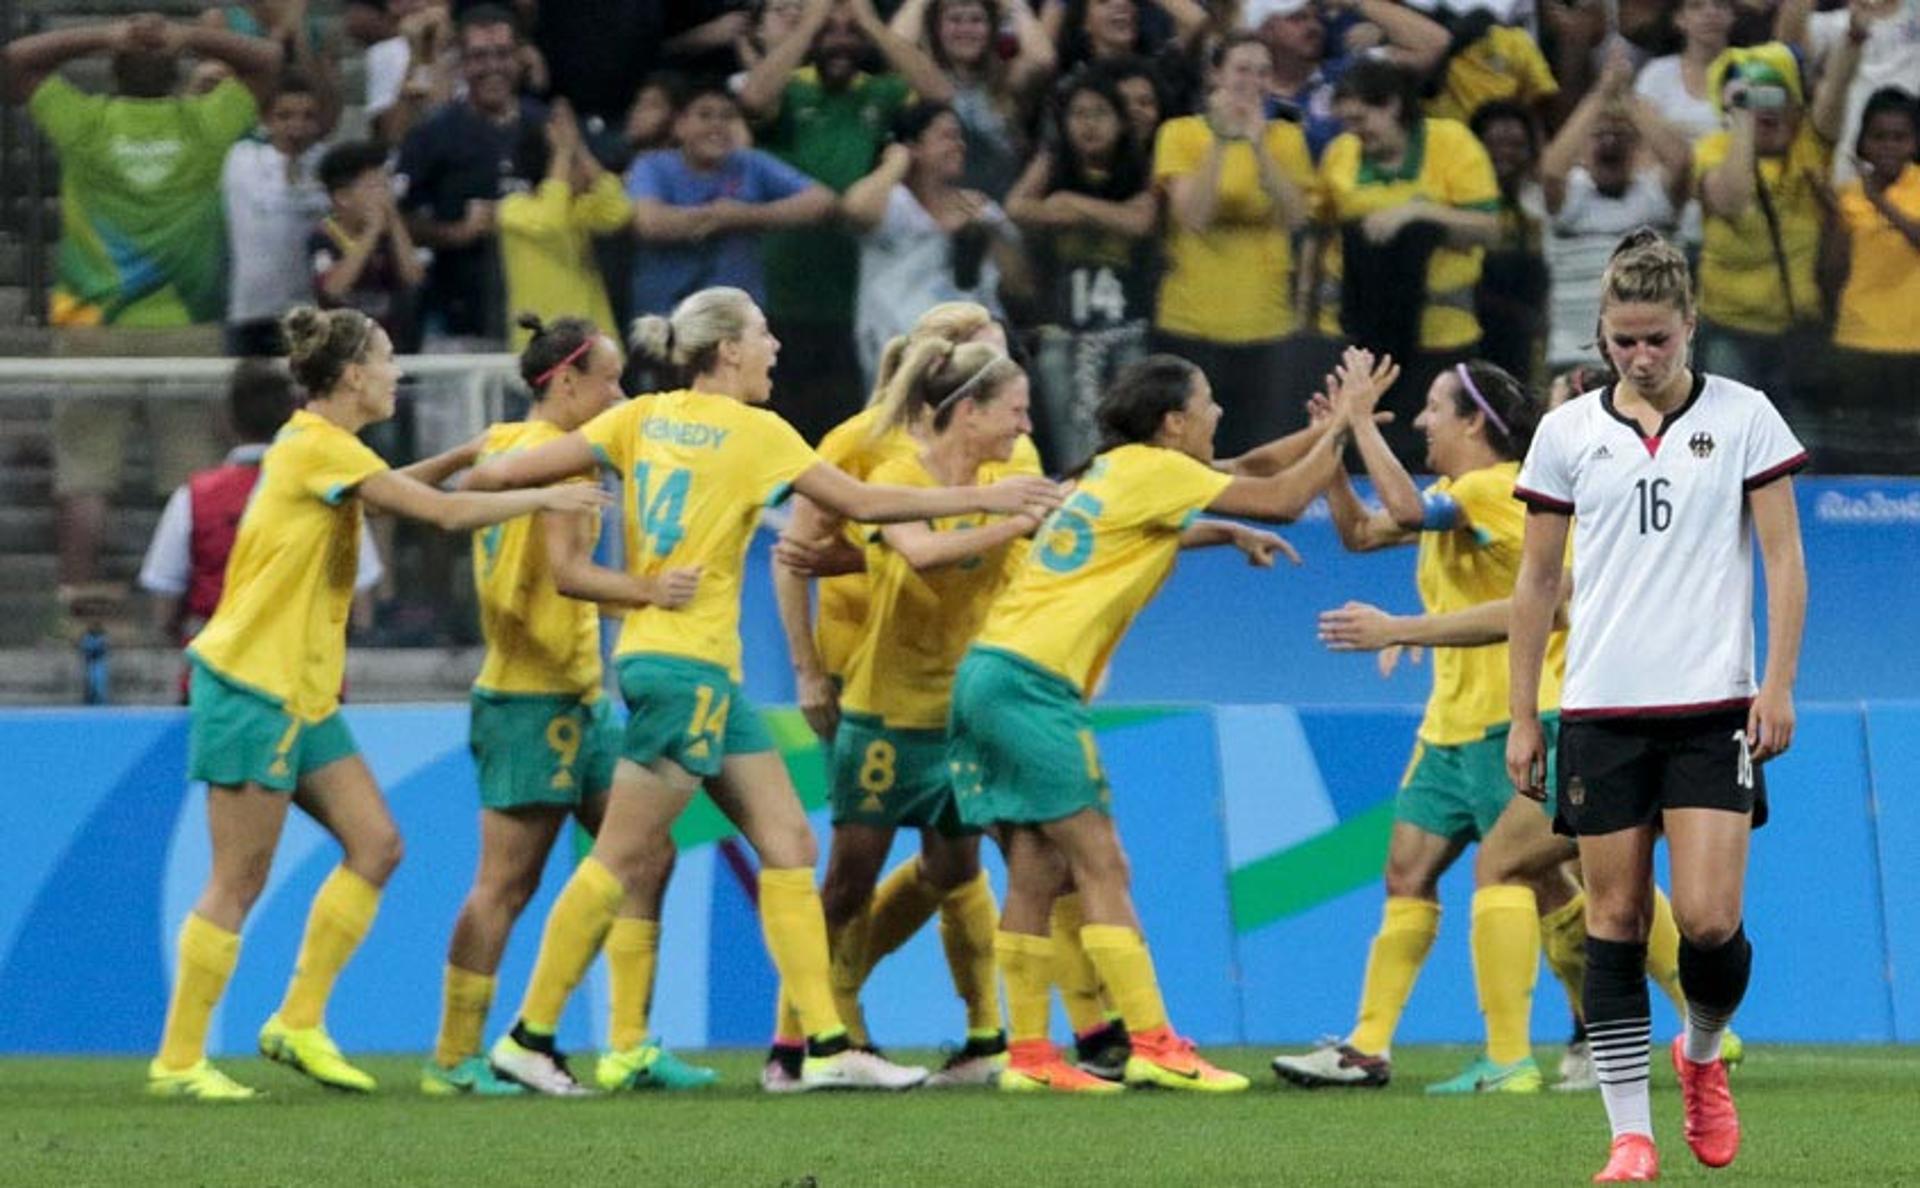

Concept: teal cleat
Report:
left=1426, top=1054, right=1543, bottom=1095
left=596, top=1038, right=719, bottom=1091
left=420, top=1055, right=525, bottom=1097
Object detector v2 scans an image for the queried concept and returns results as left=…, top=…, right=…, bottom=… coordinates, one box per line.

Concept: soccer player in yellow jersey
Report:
left=423, top=315, right=711, bottom=1097
left=149, top=306, right=609, bottom=1101
left=463, top=286, right=1061, bottom=1092
left=775, top=340, right=1042, bottom=1089
left=951, top=352, right=1370, bottom=1093
left=766, top=301, right=1069, bottom=1086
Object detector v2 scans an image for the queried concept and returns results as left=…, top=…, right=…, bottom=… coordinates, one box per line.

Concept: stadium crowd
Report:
left=3, top=0, right=1916, bottom=598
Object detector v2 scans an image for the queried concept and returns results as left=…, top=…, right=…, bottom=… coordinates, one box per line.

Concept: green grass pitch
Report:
left=5, top=1047, right=1916, bottom=1185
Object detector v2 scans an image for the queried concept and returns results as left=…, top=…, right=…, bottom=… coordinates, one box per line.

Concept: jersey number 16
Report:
left=1634, top=477, right=1673, bottom=535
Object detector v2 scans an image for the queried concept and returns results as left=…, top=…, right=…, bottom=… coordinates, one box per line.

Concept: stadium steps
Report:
left=0, top=643, right=487, bottom=706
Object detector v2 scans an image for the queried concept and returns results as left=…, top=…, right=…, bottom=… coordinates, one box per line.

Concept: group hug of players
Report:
left=149, top=225, right=1805, bottom=1184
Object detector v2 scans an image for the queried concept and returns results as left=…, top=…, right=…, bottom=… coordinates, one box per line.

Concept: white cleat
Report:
left=1555, top=1039, right=1598, bottom=1092
left=800, top=1048, right=929, bottom=1092
left=488, top=1033, right=593, bottom=1097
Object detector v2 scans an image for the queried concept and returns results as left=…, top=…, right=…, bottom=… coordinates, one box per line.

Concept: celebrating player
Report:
left=1274, top=349, right=1579, bottom=1094
left=464, top=286, right=1061, bottom=1094
left=424, top=316, right=712, bottom=1097
left=150, top=306, right=609, bottom=1100
left=1507, top=229, right=1806, bottom=1181
left=951, top=353, right=1351, bottom=1093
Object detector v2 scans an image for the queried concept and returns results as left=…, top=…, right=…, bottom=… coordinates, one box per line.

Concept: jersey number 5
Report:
left=1634, top=478, right=1673, bottom=535
left=634, top=462, right=691, bottom=557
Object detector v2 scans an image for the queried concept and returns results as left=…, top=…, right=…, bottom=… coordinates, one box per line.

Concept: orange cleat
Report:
left=1593, top=1134, right=1659, bottom=1182
left=1125, top=1027, right=1250, bottom=1092
left=1672, top=1036, right=1741, bottom=1167
left=997, top=1039, right=1124, bottom=1094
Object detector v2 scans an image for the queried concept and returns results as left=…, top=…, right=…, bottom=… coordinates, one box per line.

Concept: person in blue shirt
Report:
left=627, top=80, right=837, bottom=319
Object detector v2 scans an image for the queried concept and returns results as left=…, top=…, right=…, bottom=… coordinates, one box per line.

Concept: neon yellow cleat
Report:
left=258, top=1014, right=376, bottom=1093
left=998, top=1040, right=1123, bottom=1094
left=146, top=1058, right=259, bottom=1101
left=595, top=1039, right=718, bottom=1091
left=1720, top=1030, right=1745, bottom=1070
left=1124, top=1030, right=1249, bottom=1093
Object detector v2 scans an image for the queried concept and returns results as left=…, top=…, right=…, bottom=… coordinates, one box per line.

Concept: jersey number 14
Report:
left=634, top=462, right=691, bottom=557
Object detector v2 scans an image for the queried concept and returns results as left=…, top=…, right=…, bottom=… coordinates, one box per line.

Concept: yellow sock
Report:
left=1541, top=891, right=1588, bottom=1019
left=863, top=857, right=943, bottom=972
left=518, top=857, right=623, bottom=1034
left=1647, top=886, right=1688, bottom=1016
left=1079, top=923, right=1168, bottom=1035
left=605, top=917, right=660, bottom=1052
left=1471, top=885, right=1540, bottom=1065
left=994, top=930, right=1054, bottom=1044
left=157, top=913, right=240, bottom=1070
left=1348, top=896, right=1440, bottom=1056
left=827, top=910, right=873, bottom=1047
left=938, top=871, right=1002, bottom=1035
left=759, top=867, right=842, bottom=1041
left=278, top=867, right=381, bottom=1030
left=434, top=965, right=495, bottom=1068
left=1049, top=894, right=1108, bottom=1035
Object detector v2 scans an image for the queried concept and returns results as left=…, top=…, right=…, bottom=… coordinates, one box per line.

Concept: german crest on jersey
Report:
left=1689, top=431, right=1715, bottom=458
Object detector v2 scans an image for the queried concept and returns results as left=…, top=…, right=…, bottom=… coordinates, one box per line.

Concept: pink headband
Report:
left=1455, top=363, right=1511, bottom=440
left=534, top=338, right=593, bottom=389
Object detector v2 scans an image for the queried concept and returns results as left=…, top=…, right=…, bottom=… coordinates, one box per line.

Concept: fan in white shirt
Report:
left=1506, top=228, right=1806, bottom=1184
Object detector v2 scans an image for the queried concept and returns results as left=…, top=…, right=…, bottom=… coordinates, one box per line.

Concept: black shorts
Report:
left=1554, top=709, right=1768, bottom=837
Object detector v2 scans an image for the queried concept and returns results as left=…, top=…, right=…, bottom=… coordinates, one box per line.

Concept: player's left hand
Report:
left=1748, top=681, right=1795, bottom=762
left=1318, top=600, right=1398, bottom=651
left=1233, top=525, right=1299, bottom=568
left=774, top=533, right=865, bottom=579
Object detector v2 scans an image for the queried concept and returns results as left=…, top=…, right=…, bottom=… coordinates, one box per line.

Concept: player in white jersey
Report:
left=1506, top=229, right=1807, bottom=1184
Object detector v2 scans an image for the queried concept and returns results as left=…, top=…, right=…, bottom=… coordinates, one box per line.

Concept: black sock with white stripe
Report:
left=1679, top=924, right=1751, bottom=1063
left=1585, top=936, right=1652, bottom=1140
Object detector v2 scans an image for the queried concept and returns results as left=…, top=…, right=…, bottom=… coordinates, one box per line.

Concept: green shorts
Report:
left=1398, top=715, right=1562, bottom=842
left=830, top=712, right=975, bottom=836
left=469, top=691, right=621, bottom=812
left=614, top=653, right=773, bottom=779
left=187, top=660, right=358, bottom=793
left=948, top=647, right=1111, bottom=829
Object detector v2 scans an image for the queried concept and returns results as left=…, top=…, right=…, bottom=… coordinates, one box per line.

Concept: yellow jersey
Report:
left=1413, top=461, right=1566, bottom=744
left=582, top=389, right=820, bottom=678
left=1693, top=122, right=1832, bottom=334
left=841, top=454, right=1029, bottom=728
left=189, top=409, right=388, bottom=721
left=1834, top=167, right=1920, bottom=354
left=471, top=419, right=602, bottom=699
left=812, top=405, right=1042, bottom=677
left=1152, top=114, right=1316, bottom=343
left=1426, top=25, right=1559, bottom=124
left=1316, top=118, right=1500, bottom=351
left=974, top=443, right=1232, bottom=696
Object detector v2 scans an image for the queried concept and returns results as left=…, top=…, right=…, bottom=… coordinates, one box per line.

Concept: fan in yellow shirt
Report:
left=424, top=315, right=715, bottom=1098
left=462, top=286, right=1061, bottom=1094
left=954, top=350, right=1364, bottom=1093
left=773, top=339, right=1043, bottom=1088
left=152, top=306, right=610, bottom=1103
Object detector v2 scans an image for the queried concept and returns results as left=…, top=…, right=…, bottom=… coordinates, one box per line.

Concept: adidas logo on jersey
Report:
left=1690, top=432, right=1716, bottom=458
left=1591, top=444, right=1613, bottom=460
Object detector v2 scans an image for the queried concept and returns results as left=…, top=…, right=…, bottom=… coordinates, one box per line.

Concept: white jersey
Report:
left=1515, top=373, right=1806, bottom=718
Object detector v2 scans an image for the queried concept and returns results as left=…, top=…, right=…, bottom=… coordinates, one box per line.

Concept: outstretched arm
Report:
left=793, top=463, right=1061, bottom=524
left=360, top=468, right=609, bottom=532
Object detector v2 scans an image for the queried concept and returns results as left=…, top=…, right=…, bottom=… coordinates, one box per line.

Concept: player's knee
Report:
left=1382, top=862, right=1438, bottom=900
left=352, top=825, right=404, bottom=885
left=757, top=822, right=817, bottom=872
left=918, top=842, right=979, bottom=890
left=1583, top=895, right=1650, bottom=942
left=217, top=848, right=276, bottom=914
left=1673, top=903, right=1741, bottom=949
left=820, top=879, right=870, bottom=928
left=477, top=867, right=541, bottom=919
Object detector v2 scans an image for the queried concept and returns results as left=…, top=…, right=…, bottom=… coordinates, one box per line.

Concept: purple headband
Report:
left=1455, top=363, right=1511, bottom=440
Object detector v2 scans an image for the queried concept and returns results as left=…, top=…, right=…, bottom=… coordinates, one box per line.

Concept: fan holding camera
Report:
left=1692, top=30, right=1864, bottom=428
